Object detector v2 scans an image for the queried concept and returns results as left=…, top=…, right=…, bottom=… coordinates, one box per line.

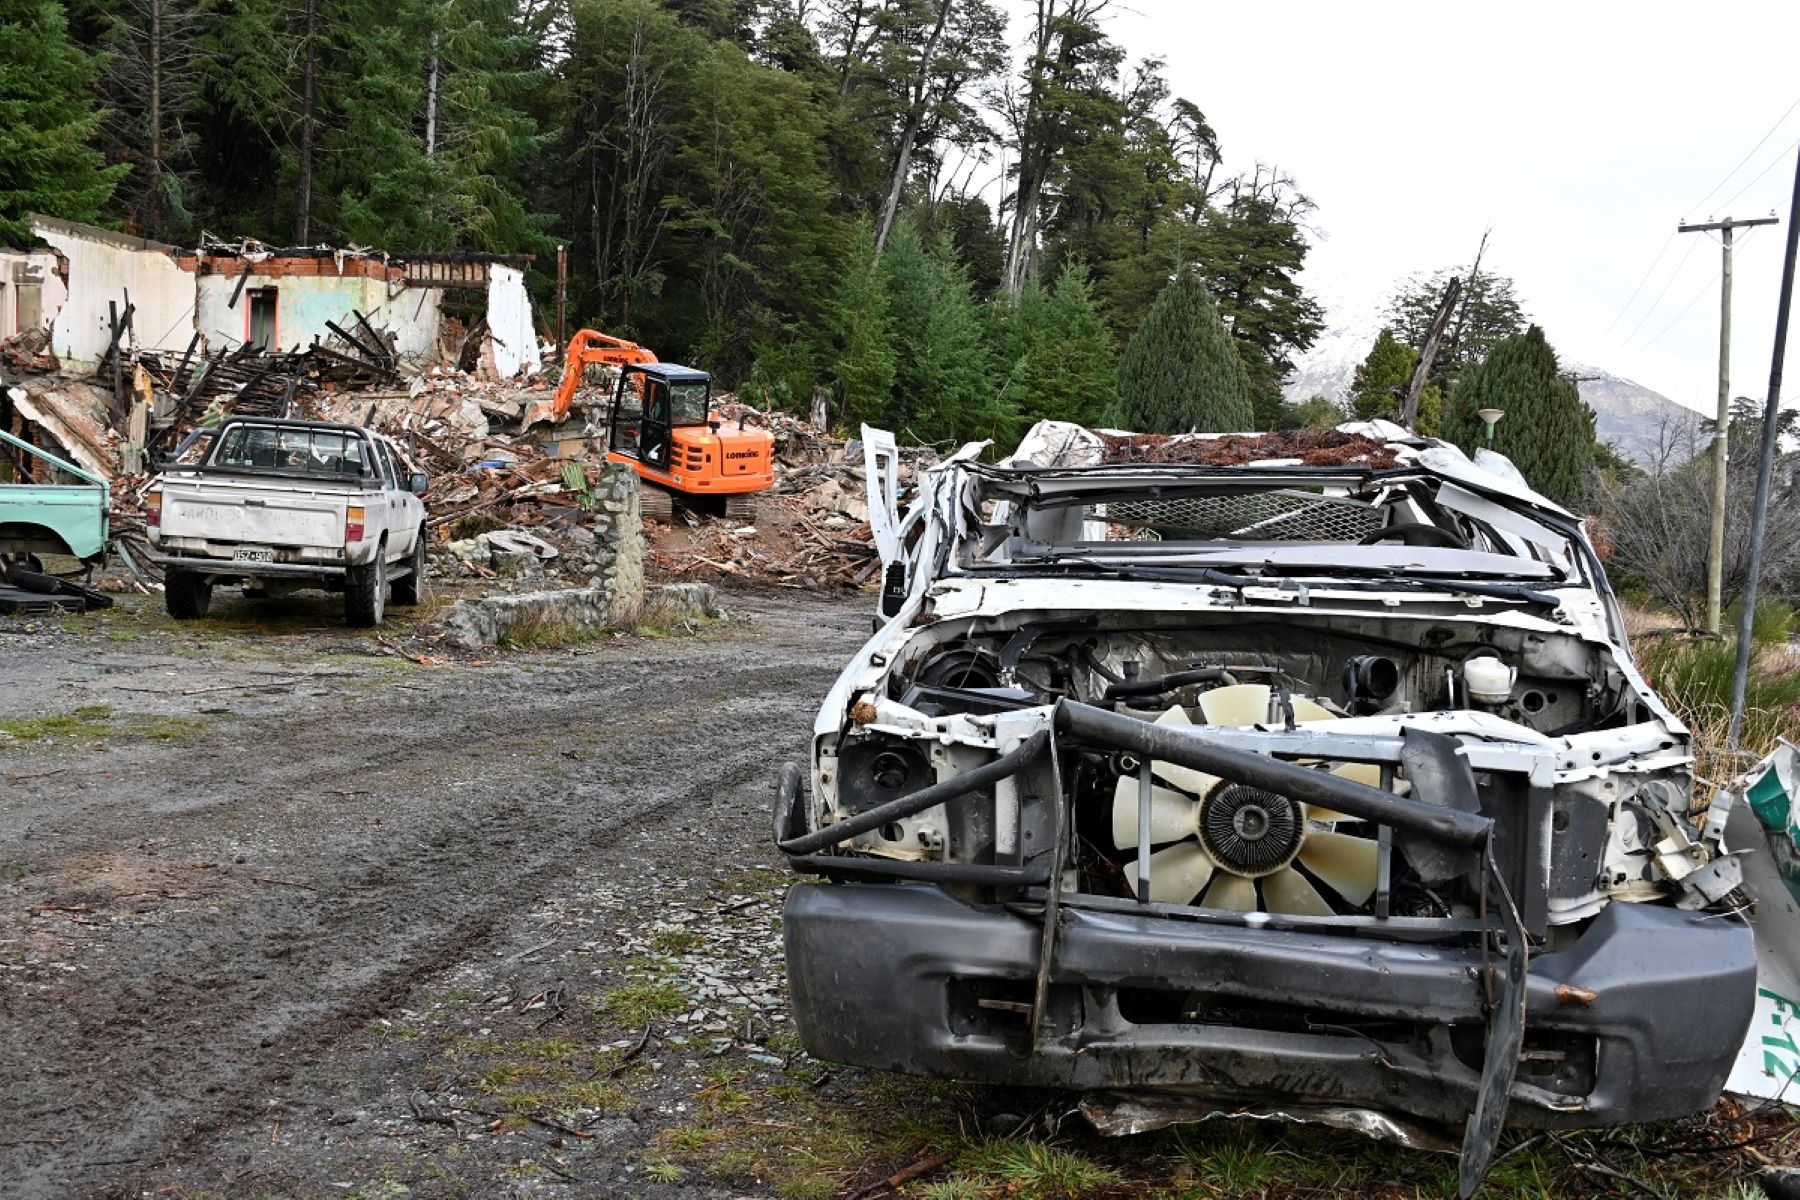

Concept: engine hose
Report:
left=775, top=730, right=1051, bottom=858
left=1102, top=666, right=1234, bottom=703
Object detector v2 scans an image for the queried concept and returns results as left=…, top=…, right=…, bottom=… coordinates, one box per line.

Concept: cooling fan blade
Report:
left=1263, top=866, right=1336, bottom=916
left=1198, top=683, right=1270, bottom=727
left=1205, top=873, right=1259, bottom=912
left=1298, top=831, right=1380, bottom=906
left=1110, top=776, right=1200, bottom=849
left=1107, top=683, right=1388, bottom=918
left=1122, top=842, right=1216, bottom=905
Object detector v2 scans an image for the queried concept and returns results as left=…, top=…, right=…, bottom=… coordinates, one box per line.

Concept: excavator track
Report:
left=639, top=487, right=676, bottom=522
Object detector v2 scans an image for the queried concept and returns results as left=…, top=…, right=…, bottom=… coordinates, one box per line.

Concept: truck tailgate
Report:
left=163, top=481, right=348, bottom=548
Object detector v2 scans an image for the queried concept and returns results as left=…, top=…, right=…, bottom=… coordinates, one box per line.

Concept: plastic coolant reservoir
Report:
left=1462, top=656, right=1516, bottom=706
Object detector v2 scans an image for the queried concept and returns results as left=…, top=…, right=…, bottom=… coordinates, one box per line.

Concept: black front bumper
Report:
left=784, top=882, right=1755, bottom=1130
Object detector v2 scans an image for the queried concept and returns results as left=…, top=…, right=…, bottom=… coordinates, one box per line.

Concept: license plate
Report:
left=234, top=547, right=276, bottom=563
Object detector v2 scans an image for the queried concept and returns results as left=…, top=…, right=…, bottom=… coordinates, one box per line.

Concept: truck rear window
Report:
left=211, top=427, right=368, bottom=477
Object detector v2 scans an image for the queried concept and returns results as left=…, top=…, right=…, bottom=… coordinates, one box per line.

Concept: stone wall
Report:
left=439, top=462, right=646, bottom=648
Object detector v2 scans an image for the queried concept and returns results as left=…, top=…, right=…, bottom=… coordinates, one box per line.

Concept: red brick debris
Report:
left=1097, top=428, right=1403, bottom=469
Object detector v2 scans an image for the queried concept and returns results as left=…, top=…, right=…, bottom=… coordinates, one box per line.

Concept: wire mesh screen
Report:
left=1099, top=491, right=1384, bottom=542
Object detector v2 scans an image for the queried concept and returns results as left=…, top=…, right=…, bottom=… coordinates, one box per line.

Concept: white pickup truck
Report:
left=145, top=417, right=429, bottom=627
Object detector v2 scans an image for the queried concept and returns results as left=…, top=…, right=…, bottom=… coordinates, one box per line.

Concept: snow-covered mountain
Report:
left=1282, top=313, right=1702, bottom=465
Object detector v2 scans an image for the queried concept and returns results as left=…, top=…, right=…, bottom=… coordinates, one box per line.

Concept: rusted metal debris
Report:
left=1098, top=428, right=1404, bottom=469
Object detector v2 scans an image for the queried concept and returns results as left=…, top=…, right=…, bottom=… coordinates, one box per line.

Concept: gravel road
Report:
left=0, top=590, right=878, bottom=1198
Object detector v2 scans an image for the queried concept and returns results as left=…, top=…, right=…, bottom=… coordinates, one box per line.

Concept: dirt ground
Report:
left=0, top=587, right=891, bottom=1198
left=1, top=587, right=1788, bottom=1200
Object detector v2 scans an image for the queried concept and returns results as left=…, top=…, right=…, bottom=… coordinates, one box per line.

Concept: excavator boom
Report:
left=521, top=329, right=658, bottom=428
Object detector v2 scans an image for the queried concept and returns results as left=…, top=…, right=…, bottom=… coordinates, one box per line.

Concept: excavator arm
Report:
left=521, top=329, right=659, bottom=428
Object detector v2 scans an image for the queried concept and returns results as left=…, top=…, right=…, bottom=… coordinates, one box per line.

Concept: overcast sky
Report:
left=1052, top=0, right=1800, bottom=411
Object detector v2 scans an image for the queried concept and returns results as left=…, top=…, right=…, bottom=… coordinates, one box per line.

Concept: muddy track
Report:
left=0, top=593, right=868, bottom=1198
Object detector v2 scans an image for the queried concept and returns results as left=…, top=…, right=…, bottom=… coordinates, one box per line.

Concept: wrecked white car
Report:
left=774, top=421, right=1757, bottom=1197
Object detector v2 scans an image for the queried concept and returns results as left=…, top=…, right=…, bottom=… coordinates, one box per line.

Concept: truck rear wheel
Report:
left=390, top=526, right=427, bottom=607
left=164, top=569, right=212, bottom=620
left=345, top=549, right=386, bottom=628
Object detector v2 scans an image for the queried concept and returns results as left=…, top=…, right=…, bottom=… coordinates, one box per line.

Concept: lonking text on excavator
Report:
left=522, top=329, right=775, bottom=518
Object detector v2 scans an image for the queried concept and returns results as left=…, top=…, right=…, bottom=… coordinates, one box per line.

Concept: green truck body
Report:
left=0, top=428, right=110, bottom=564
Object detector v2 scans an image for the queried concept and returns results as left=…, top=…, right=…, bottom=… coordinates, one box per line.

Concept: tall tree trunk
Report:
left=1003, top=0, right=1057, bottom=296
left=873, top=0, right=951, bottom=260
left=148, top=0, right=163, bottom=224
left=293, top=0, right=318, bottom=244
left=424, top=30, right=440, bottom=156
left=836, top=0, right=868, bottom=98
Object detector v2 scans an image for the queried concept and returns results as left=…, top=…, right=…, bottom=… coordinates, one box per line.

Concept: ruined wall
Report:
left=194, top=272, right=444, bottom=364
left=482, top=264, right=542, bottom=378
left=0, top=251, right=67, bottom=338
left=439, top=463, right=646, bottom=648
left=34, top=219, right=192, bottom=364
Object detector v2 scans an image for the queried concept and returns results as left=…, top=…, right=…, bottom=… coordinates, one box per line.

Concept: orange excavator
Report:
left=525, top=329, right=775, bottom=518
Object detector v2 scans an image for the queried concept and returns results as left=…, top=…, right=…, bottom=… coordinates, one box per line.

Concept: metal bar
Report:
left=1136, top=759, right=1153, bottom=903
left=1729, top=148, right=1800, bottom=746
left=1054, top=700, right=1492, bottom=849
left=776, top=730, right=1050, bottom=857
left=785, top=854, right=1049, bottom=886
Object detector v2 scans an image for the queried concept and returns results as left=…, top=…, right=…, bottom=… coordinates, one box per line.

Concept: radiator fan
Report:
left=1110, top=684, right=1381, bottom=915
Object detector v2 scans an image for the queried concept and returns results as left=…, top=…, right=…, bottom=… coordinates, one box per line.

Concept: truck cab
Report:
left=0, top=425, right=110, bottom=572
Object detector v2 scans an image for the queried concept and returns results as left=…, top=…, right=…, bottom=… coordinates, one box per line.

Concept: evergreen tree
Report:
left=1193, top=169, right=1323, bottom=428
left=0, top=0, right=127, bottom=244
left=1445, top=325, right=1595, bottom=505
left=1115, top=268, right=1253, bottom=433
left=1349, top=327, right=1415, bottom=421
left=828, top=218, right=896, bottom=429
left=880, top=221, right=1008, bottom=444
left=1388, top=267, right=1526, bottom=396
left=993, top=259, right=1114, bottom=428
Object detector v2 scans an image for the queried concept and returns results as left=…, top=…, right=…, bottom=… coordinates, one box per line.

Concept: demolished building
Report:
left=23, top=216, right=542, bottom=378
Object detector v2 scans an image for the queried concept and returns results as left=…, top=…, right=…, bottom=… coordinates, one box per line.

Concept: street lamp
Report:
left=1477, top=407, right=1505, bottom=448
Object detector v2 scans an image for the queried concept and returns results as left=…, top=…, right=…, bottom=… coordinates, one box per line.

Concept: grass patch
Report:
left=0, top=703, right=116, bottom=741
left=1635, top=618, right=1800, bottom=781
left=953, top=1139, right=1121, bottom=1199
left=597, top=980, right=685, bottom=1027
left=650, top=928, right=703, bottom=953
left=495, top=607, right=610, bottom=651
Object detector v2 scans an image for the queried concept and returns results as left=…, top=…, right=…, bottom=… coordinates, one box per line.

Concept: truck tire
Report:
left=390, top=526, right=427, bottom=607
left=344, top=546, right=387, bottom=628
left=164, top=568, right=212, bottom=620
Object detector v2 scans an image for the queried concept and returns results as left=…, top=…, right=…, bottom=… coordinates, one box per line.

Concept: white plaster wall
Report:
left=193, top=271, right=443, bottom=364
left=485, top=264, right=542, bottom=378
left=0, top=251, right=67, bottom=337
left=35, top=224, right=193, bottom=364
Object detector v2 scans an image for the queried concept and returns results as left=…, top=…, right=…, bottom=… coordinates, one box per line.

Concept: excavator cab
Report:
left=606, top=363, right=775, bottom=517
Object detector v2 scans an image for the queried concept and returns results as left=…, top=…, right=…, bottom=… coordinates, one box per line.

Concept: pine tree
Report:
left=1115, top=268, right=1253, bottom=433
left=994, top=260, right=1113, bottom=428
left=881, top=222, right=1008, bottom=444
left=829, top=218, right=896, bottom=429
left=0, top=0, right=127, bottom=244
left=1445, top=325, right=1596, bottom=505
left=1348, top=327, right=1415, bottom=421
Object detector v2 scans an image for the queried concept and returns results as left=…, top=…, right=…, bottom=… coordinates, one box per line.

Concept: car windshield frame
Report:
left=950, top=461, right=1588, bottom=590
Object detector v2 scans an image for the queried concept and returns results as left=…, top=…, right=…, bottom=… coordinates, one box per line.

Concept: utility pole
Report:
left=1678, top=213, right=1779, bottom=633
left=1728, top=150, right=1800, bottom=748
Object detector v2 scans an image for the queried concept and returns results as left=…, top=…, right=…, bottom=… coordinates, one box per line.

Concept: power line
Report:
left=1587, top=229, right=1674, bottom=356
left=1596, top=234, right=1703, bottom=360
left=1715, top=134, right=1800, bottom=216
left=1620, top=267, right=1722, bottom=361
left=1592, top=96, right=1800, bottom=362
left=1686, top=95, right=1800, bottom=218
